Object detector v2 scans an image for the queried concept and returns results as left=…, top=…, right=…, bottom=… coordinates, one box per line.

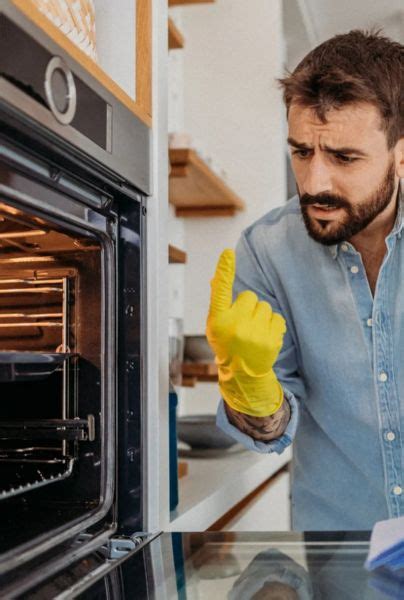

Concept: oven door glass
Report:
left=14, top=531, right=378, bottom=599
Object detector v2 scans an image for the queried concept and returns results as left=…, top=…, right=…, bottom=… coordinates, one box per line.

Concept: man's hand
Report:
left=206, top=249, right=287, bottom=417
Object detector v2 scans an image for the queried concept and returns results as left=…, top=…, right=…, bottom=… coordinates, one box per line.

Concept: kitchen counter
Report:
left=169, top=446, right=292, bottom=531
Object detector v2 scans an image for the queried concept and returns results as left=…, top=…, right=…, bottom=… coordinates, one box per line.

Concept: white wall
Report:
left=94, top=0, right=136, bottom=98
left=226, top=471, right=291, bottom=531
left=146, top=0, right=170, bottom=531
left=168, top=12, right=186, bottom=322
left=168, top=0, right=288, bottom=416
left=181, top=0, right=287, bottom=336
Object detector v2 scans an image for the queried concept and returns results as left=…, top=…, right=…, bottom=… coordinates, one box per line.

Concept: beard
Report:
left=299, top=160, right=397, bottom=246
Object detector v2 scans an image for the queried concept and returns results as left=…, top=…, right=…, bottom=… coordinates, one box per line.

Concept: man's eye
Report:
left=292, top=149, right=310, bottom=158
left=335, top=153, right=357, bottom=164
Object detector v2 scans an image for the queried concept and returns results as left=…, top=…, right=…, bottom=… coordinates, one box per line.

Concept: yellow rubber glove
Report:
left=206, top=248, right=286, bottom=417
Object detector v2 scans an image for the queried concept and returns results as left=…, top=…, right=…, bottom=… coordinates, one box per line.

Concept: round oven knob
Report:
left=44, top=56, right=77, bottom=125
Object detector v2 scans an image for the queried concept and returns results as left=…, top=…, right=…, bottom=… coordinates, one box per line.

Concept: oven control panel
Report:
left=0, top=15, right=110, bottom=151
left=44, top=55, right=77, bottom=126
left=0, top=5, right=151, bottom=194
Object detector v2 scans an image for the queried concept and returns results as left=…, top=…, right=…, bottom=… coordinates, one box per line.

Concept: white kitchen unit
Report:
left=225, top=470, right=291, bottom=531
left=169, top=447, right=292, bottom=531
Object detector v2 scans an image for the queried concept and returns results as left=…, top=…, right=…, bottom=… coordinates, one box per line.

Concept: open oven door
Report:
left=1, top=531, right=375, bottom=599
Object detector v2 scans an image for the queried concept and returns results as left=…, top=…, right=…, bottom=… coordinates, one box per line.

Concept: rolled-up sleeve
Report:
left=216, top=387, right=299, bottom=454
left=215, top=229, right=305, bottom=453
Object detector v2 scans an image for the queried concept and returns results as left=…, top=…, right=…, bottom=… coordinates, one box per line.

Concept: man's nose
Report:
left=302, top=155, right=333, bottom=196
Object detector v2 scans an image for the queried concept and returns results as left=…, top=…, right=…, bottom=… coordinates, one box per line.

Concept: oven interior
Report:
left=0, top=197, right=108, bottom=555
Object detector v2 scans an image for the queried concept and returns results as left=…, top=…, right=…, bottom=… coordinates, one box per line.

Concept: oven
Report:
left=0, top=3, right=151, bottom=595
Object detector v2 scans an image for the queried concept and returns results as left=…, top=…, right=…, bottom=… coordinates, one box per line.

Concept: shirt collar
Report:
left=329, top=181, right=404, bottom=259
left=390, top=181, right=404, bottom=237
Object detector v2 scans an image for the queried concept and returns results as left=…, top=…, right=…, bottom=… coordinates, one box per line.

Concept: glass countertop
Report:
left=103, top=531, right=403, bottom=600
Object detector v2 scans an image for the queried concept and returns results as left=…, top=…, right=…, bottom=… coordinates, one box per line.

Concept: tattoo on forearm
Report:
left=224, top=399, right=291, bottom=441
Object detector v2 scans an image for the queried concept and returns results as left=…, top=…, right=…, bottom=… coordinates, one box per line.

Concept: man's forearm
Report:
left=224, top=396, right=291, bottom=441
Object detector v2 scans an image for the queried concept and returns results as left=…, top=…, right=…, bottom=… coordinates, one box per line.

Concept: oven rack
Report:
left=0, top=416, right=95, bottom=442
left=0, top=352, right=75, bottom=382
left=0, top=275, right=70, bottom=355
left=0, top=451, right=75, bottom=501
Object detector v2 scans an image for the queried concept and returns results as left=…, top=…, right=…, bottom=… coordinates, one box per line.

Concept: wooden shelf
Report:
left=178, top=460, right=189, bottom=479
left=168, top=18, right=185, bottom=49
left=169, top=148, right=245, bottom=217
left=181, top=377, right=197, bottom=388
left=181, top=362, right=218, bottom=387
left=169, top=0, right=215, bottom=6
left=169, top=244, right=187, bottom=264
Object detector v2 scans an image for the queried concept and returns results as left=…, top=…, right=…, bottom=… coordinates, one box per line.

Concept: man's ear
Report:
left=395, top=138, right=404, bottom=178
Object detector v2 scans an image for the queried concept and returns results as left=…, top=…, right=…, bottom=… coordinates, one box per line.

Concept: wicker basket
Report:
left=31, top=0, right=97, bottom=60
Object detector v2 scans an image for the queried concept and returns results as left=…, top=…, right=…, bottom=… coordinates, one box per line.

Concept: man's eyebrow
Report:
left=287, top=137, right=311, bottom=150
left=287, top=137, right=368, bottom=157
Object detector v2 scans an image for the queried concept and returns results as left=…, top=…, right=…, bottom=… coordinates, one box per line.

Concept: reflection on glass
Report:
left=29, top=531, right=404, bottom=598
left=149, top=532, right=383, bottom=600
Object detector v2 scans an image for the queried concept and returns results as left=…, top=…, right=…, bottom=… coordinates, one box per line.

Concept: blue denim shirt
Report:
left=217, top=188, right=404, bottom=531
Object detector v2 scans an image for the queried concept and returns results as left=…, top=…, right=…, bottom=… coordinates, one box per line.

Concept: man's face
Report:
left=287, top=102, right=402, bottom=245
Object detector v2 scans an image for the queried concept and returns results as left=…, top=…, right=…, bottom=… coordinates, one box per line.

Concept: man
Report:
left=206, top=29, right=404, bottom=531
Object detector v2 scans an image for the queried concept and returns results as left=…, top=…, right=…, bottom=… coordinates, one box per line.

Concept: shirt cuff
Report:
left=228, top=548, right=313, bottom=600
left=216, top=387, right=299, bottom=455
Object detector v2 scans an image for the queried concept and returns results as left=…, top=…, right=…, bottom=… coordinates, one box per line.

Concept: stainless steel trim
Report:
left=44, top=56, right=77, bottom=125
left=0, top=77, right=115, bottom=180
left=0, top=75, right=151, bottom=193
left=0, top=528, right=117, bottom=599
left=52, top=532, right=162, bottom=600
left=0, top=184, right=107, bottom=236
left=0, top=138, right=115, bottom=209
left=106, top=103, right=112, bottom=154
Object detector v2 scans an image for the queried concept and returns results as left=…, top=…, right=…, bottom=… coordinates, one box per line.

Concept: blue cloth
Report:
left=217, top=187, right=404, bottom=531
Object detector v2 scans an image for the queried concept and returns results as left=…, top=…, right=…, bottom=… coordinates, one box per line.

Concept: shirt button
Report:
left=367, top=318, right=373, bottom=327
left=386, top=431, right=396, bottom=442
left=341, top=243, right=349, bottom=252
left=378, top=372, right=388, bottom=383
left=393, top=486, right=403, bottom=496
left=350, top=266, right=359, bottom=274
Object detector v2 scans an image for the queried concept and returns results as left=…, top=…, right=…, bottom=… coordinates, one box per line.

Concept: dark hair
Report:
left=278, top=29, right=404, bottom=148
